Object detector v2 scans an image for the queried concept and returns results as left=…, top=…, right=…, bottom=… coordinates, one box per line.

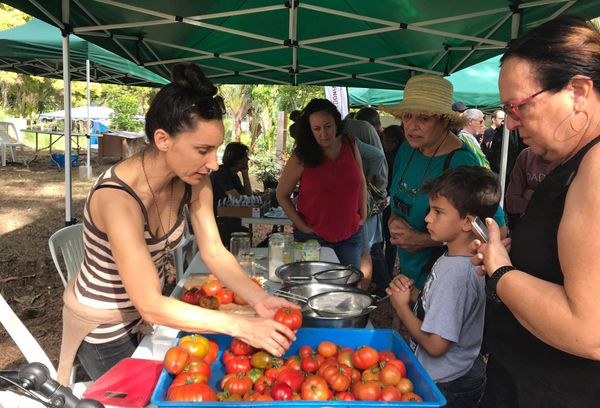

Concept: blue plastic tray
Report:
left=151, top=328, right=446, bottom=407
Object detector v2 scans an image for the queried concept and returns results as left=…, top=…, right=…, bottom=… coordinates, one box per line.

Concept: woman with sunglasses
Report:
left=473, top=15, right=600, bottom=407
left=385, top=75, right=506, bottom=295
left=56, top=63, right=297, bottom=384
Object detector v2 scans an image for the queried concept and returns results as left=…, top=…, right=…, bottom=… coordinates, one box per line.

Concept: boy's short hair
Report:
left=422, top=166, right=500, bottom=219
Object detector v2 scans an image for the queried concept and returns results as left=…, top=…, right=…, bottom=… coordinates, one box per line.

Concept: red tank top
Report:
left=297, top=138, right=362, bottom=242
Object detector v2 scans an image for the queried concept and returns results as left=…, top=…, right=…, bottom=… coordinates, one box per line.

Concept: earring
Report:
left=569, top=110, right=590, bottom=133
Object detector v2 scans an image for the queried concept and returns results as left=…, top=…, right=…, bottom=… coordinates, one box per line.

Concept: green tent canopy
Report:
left=4, top=1, right=599, bottom=88
left=0, top=18, right=169, bottom=87
left=349, top=55, right=502, bottom=108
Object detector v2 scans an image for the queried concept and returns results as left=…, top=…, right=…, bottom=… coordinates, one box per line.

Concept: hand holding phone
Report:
left=471, top=216, right=489, bottom=243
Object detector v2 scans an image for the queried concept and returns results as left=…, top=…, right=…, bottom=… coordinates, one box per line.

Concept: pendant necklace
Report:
left=141, top=152, right=176, bottom=284
left=396, top=131, right=450, bottom=198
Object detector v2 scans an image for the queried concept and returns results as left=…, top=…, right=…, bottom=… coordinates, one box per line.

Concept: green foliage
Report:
left=276, top=85, right=324, bottom=111
left=251, top=149, right=281, bottom=183
left=109, top=94, right=143, bottom=131
left=0, top=5, right=30, bottom=30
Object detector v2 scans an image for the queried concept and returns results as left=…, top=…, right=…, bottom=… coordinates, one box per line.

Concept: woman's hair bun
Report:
left=171, top=63, right=217, bottom=97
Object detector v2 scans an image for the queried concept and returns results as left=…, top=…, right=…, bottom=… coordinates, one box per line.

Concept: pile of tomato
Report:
left=180, top=274, right=263, bottom=307
left=162, top=331, right=424, bottom=402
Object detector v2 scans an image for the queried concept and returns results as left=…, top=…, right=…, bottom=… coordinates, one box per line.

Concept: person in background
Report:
left=482, top=110, right=505, bottom=157
left=487, top=124, right=524, bottom=183
left=210, top=142, right=252, bottom=247
left=288, top=109, right=302, bottom=140
left=277, top=99, right=367, bottom=269
left=356, top=106, right=385, bottom=139
left=57, top=63, right=297, bottom=384
left=504, top=147, right=560, bottom=229
left=386, top=74, right=506, bottom=295
left=452, top=101, right=467, bottom=116
left=472, top=15, right=600, bottom=407
left=459, top=109, right=490, bottom=168
left=389, top=166, right=500, bottom=408
left=382, top=125, right=405, bottom=277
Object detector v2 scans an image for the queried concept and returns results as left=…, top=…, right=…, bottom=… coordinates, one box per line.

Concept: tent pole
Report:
left=84, top=59, right=93, bottom=178
left=62, top=0, right=75, bottom=226
left=499, top=11, right=521, bottom=205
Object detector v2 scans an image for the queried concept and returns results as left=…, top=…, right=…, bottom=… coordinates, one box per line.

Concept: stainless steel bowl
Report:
left=276, top=261, right=363, bottom=287
left=280, top=283, right=372, bottom=328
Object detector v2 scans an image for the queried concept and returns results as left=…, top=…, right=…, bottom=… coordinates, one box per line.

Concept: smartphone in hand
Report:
left=471, top=216, right=489, bottom=243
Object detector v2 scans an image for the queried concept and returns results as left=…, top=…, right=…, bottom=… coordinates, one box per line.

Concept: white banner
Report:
left=324, top=86, right=349, bottom=118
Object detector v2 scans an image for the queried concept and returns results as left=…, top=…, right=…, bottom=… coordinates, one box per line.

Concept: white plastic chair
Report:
left=48, top=224, right=85, bottom=287
left=0, top=121, right=25, bottom=166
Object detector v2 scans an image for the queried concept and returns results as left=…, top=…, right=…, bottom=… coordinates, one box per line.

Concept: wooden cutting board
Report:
left=183, top=273, right=256, bottom=315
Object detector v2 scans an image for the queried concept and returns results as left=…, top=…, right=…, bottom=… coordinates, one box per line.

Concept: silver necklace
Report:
left=141, top=152, right=176, bottom=284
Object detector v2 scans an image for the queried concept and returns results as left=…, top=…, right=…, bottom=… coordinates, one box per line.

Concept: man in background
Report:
left=482, top=110, right=505, bottom=158
left=458, top=109, right=489, bottom=168
left=356, top=107, right=384, bottom=140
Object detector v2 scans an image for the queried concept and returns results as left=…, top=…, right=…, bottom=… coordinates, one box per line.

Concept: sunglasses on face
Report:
left=502, top=89, right=546, bottom=121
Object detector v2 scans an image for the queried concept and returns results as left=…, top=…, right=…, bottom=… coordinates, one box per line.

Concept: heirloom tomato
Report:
left=386, top=358, right=407, bottom=377
left=181, top=359, right=211, bottom=379
left=225, top=356, right=252, bottom=374
left=351, top=345, right=379, bottom=370
left=335, top=391, right=356, bottom=401
left=352, top=380, right=382, bottom=401
left=216, top=287, right=233, bottom=304
left=163, top=346, right=189, bottom=375
left=396, top=377, right=414, bottom=394
left=181, top=287, right=202, bottom=305
left=230, top=338, right=257, bottom=356
left=276, top=366, right=305, bottom=392
left=327, top=369, right=351, bottom=392
left=200, top=279, right=222, bottom=296
left=317, top=341, right=338, bottom=358
left=178, top=334, right=209, bottom=359
left=298, top=345, right=313, bottom=358
left=401, top=391, right=424, bottom=402
left=380, top=385, right=402, bottom=401
left=270, top=382, right=293, bottom=401
left=273, top=307, right=303, bottom=330
left=301, top=375, right=329, bottom=401
left=223, top=373, right=253, bottom=396
left=166, top=382, right=216, bottom=402
left=254, top=375, right=274, bottom=394
left=202, top=339, right=219, bottom=365
left=171, top=372, right=208, bottom=388
left=285, top=355, right=302, bottom=371
left=251, top=350, right=272, bottom=369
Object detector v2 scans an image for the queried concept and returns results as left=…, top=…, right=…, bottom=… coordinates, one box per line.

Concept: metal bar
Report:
left=301, top=26, right=399, bottom=46
left=62, top=0, right=73, bottom=225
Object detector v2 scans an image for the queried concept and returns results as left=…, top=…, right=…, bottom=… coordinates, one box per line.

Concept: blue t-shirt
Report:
left=389, top=142, right=505, bottom=289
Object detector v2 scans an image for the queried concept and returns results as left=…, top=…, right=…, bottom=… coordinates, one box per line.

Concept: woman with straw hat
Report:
left=385, top=74, right=506, bottom=294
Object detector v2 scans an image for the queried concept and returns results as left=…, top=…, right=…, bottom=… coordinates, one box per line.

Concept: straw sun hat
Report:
left=382, top=74, right=467, bottom=129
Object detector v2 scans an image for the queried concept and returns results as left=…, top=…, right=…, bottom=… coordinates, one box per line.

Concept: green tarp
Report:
left=349, top=55, right=502, bottom=108
left=0, top=18, right=169, bottom=87
left=4, top=1, right=599, bottom=88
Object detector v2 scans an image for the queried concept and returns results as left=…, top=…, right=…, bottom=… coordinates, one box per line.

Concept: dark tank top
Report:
left=486, top=135, right=600, bottom=400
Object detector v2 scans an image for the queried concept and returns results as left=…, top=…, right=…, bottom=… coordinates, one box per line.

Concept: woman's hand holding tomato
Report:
left=274, top=306, right=303, bottom=330
left=234, top=314, right=296, bottom=357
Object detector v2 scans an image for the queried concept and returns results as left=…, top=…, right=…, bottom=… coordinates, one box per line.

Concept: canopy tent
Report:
left=349, top=55, right=502, bottom=108
left=3, top=1, right=599, bottom=225
left=0, top=18, right=169, bottom=87
left=39, top=106, right=113, bottom=121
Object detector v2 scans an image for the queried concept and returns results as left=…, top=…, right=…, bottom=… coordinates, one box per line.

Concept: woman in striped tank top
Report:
left=59, top=63, right=297, bottom=382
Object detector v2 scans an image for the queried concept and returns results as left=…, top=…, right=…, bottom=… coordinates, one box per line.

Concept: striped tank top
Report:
left=75, top=166, right=190, bottom=344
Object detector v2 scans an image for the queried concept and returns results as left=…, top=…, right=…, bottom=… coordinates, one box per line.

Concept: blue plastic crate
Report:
left=151, top=328, right=446, bottom=407
left=50, top=153, right=79, bottom=168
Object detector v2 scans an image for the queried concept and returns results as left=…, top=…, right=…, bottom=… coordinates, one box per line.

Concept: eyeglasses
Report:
left=502, top=89, right=546, bottom=121
left=187, top=95, right=226, bottom=116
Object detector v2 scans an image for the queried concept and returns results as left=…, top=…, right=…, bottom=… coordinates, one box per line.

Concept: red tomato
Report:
left=270, top=381, right=293, bottom=401
left=379, top=362, right=403, bottom=386
left=163, top=346, right=189, bottom=375
left=179, top=335, right=209, bottom=359
left=201, top=279, right=222, bottom=296
left=275, top=367, right=305, bottom=393
left=273, top=307, right=303, bottom=330
left=222, top=349, right=236, bottom=365
left=285, top=355, right=302, bottom=371
left=301, top=375, right=329, bottom=401
left=327, top=369, right=351, bottom=392
left=301, top=353, right=324, bottom=373
left=337, top=350, right=354, bottom=368
left=255, top=393, right=274, bottom=401
left=166, top=382, right=216, bottom=401
left=181, top=359, right=211, bottom=379
left=386, top=358, right=407, bottom=378
left=225, top=356, right=252, bottom=374
left=171, top=372, right=208, bottom=388
left=265, top=357, right=285, bottom=378
left=216, top=391, right=243, bottom=402
left=180, top=287, right=202, bottom=305
left=351, top=346, right=379, bottom=370
left=352, top=380, right=382, bottom=401
left=223, top=373, right=253, bottom=396
left=361, top=365, right=381, bottom=382
left=230, top=338, right=257, bottom=356
left=317, top=341, right=338, bottom=358
left=253, top=375, right=274, bottom=394
left=380, top=385, right=403, bottom=401
left=378, top=349, right=397, bottom=363
left=401, top=391, right=424, bottom=402
left=335, top=391, right=356, bottom=401
left=215, top=287, right=233, bottom=304
left=298, top=345, right=313, bottom=358
left=202, top=339, right=219, bottom=365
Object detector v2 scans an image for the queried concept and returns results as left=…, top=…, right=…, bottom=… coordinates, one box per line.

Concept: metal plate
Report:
left=275, top=261, right=363, bottom=286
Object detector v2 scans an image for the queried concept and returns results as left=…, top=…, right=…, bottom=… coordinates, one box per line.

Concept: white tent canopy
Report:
left=39, top=106, right=113, bottom=121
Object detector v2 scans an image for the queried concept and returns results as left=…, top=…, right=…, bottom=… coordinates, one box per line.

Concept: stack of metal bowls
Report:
left=275, top=261, right=371, bottom=328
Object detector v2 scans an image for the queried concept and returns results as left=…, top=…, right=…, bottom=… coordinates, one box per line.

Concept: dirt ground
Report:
left=0, top=154, right=396, bottom=374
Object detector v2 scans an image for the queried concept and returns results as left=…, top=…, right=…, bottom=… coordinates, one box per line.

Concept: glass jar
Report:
left=239, top=252, right=255, bottom=278
left=302, top=239, right=321, bottom=261
left=268, top=233, right=293, bottom=282
left=229, top=232, right=251, bottom=259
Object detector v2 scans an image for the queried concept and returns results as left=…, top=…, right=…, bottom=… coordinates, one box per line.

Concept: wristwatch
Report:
left=486, top=265, right=516, bottom=303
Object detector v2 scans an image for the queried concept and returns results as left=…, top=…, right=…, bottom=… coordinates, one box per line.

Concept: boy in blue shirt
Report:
left=388, top=166, right=500, bottom=408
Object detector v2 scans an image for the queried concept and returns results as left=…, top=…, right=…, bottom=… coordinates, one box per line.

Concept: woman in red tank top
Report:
left=277, top=99, right=367, bottom=268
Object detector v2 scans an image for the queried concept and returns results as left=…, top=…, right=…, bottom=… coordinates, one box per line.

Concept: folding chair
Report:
left=0, top=121, right=26, bottom=166
left=48, top=224, right=84, bottom=287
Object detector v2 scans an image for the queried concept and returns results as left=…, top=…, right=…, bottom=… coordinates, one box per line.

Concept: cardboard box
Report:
left=216, top=195, right=269, bottom=218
